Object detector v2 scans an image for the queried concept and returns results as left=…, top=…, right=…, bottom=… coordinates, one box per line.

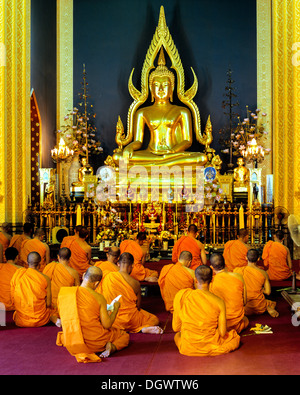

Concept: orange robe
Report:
left=43, top=261, right=76, bottom=318
left=0, top=263, right=20, bottom=310
left=19, top=239, right=47, bottom=271
left=94, top=260, right=118, bottom=294
left=262, top=240, right=292, bottom=280
left=10, top=267, right=51, bottom=327
left=223, top=239, right=248, bottom=271
left=210, top=272, right=247, bottom=333
left=56, top=286, right=129, bottom=363
left=60, top=234, right=77, bottom=248
left=0, top=232, right=10, bottom=262
left=172, top=288, right=240, bottom=356
left=234, top=266, right=273, bottom=315
left=62, top=238, right=90, bottom=279
left=101, top=271, right=159, bottom=332
left=158, top=262, right=194, bottom=312
left=9, top=235, right=29, bottom=266
left=172, top=236, right=204, bottom=270
left=120, top=239, right=157, bottom=281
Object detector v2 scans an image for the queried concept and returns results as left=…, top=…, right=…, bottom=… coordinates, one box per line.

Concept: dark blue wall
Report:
left=31, top=0, right=257, bottom=169
left=31, top=0, right=57, bottom=168
left=73, top=0, right=257, bottom=169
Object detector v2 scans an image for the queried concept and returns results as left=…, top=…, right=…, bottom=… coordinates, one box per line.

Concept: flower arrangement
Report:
left=96, top=229, right=116, bottom=242
left=58, top=65, right=103, bottom=158
left=204, top=178, right=222, bottom=203
left=221, top=106, right=270, bottom=158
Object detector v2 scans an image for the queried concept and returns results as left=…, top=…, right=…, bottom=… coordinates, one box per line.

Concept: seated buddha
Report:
left=72, top=157, right=93, bottom=187
left=234, top=157, right=250, bottom=188
left=112, top=49, right=208, bottom=169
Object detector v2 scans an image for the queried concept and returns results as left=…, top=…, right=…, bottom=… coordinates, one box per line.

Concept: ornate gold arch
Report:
left=124, top=6, right=212, bottom=149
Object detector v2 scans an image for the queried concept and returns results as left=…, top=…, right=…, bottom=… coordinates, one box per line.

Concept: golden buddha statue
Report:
left=72, top=157, right=93, bottom=187
left=108, top=6, right=213, bottom=173
left=234, top=157, right=250, bottom=188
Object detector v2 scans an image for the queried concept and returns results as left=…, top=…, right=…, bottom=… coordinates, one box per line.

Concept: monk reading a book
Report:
left=57, top=266, right=129, bottom=363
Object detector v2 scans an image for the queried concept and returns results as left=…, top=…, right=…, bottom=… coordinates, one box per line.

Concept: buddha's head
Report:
left=149, top=47, right=175, bottom=102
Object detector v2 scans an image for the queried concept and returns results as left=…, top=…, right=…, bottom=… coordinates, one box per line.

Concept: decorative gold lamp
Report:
left=51, top=137, right=74, bottom=203
left=241, top=138, right=265, bottom=168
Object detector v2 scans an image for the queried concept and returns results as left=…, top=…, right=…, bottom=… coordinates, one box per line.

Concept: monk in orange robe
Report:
left=172, top=224, right=207, bottom=270
left=19, top=228, right=50, bottom=272
left=120, top=232, right=158, bottom=282
left=60, top=225, right=82, bottom=248
left=262, top=230, right=297, bottom=281
left=101, top=252, right=163, bottom=334
left=43, top=247, right=80, bottom=326
left=223, top=228, right=250, bottom=271
left=56, top=266, right=129, bottom=363
left=94, top=246, right=120, bottom=294
left=0, top=222, right=12, bottom=262
left=62, top=226, right=92, bottom=279
left=234, top=249, right=279, bottom=317
left=0, top=247, right=23, bottom=311
left=172, top=265, right=240, bottom=356
left=10, top=251, right=57, bottom=327
left=9, top=223, right=34, bottom=266
left=158, top=251, right=195, bottom=312
left=210, top=253, right=249, bottom=333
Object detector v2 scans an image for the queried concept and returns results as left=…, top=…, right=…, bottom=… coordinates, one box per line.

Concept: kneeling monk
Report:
left=101, top=252, right=163, bottom=334
left=158, top=251, right=195, bottom=312
left=57, top=266, right=129, bottom=363
left=120, top=232, right=158, bottom=282
left=10, top=252, right=57, bottom=327
left=172, top=265, right=240, bottom=356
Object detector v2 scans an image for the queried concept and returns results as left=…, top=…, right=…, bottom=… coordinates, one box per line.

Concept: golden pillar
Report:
left=56, top=0, right=73, bottom=198
left=272, top=0, right=300, bottom=213
left=0, top=0, right=31, bottom=224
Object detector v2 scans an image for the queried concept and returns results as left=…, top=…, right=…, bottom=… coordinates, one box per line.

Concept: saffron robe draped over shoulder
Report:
left=234, top=266, right=272, bottom=315
left=158, top=262, right=194, bottom=312
left=101, top=271, right=159, bottom=333
left=19, top=239, right=47, bottom=271
left=172, top=288, right=240, bottom=356
left=0, top=263, right=20, bottom=310
left=94, top=260, right=118, bottom=294
left=172, top=236, right=204, bottom=270
left=10, top=268, right=51, bottom=327
left=0, top=232, right=10, bottom=262
left=9, top=235, right=29, bottom=265
left=223, top=240, right=248, bottom=271
left=62, top=238, right=90, bottom=279
left=56, top=286, right=129, bottom=363
left=262, top=240, right=292, bottom=280
left=120, top=239, right=157, bottom=281
left=210, top=272, right=247, bottom=333
left=43, top=261, right=75, bottom=318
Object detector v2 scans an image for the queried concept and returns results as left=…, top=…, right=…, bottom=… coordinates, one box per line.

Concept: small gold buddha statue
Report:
left=112, top=48, right=208, bottom=169
left=72, top=157, right=93, bottom=187
left=234, top=157, right=250, bottom=188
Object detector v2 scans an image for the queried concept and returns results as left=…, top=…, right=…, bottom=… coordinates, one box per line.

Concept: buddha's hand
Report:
left=153, top=149, right=175, bottom=155
left=123, top=146, right=133, bottom=160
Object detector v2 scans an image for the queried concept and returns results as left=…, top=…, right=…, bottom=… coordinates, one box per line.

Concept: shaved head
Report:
left=27, top=251, right=41, bottom=268
left=84, top=266, right=103, bottom=283
left=210, top=253, right=225, bottom=271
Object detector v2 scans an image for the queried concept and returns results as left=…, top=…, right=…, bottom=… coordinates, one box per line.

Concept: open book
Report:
left=107, top=295, right=122, bottom=311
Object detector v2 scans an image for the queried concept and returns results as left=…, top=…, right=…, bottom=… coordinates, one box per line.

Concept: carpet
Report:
left=1, top=288, right=300, bottom=376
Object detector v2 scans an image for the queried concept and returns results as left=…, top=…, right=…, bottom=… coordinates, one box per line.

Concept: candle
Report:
left=76, top=205, right=82, bottom=225
left=239, top=205, right=244, bottom=229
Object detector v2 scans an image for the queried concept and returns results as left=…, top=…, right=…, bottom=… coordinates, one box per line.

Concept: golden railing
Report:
left=28, top=201, right=275, bottom=249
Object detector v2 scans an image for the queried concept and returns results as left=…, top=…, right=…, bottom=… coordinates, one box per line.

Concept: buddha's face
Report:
left=151, top=76, right=173, bottom=102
